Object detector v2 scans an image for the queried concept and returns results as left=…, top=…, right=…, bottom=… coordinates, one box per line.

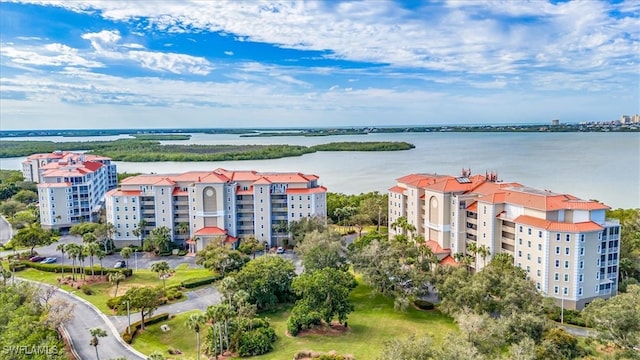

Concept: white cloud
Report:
left=224, top=51, right=233, bottom=56
left=80, top=29, right=213, bottom=74
left=0, top=42, right=103, bottom=68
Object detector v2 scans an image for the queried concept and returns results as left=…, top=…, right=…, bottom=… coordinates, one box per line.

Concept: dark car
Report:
left=29, top=256, right=46, bottom=262
left=114, top=260, right=127, bottom=269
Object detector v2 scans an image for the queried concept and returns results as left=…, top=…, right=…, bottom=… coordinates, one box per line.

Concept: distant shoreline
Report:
left=0, top=123, right=637, bottom=138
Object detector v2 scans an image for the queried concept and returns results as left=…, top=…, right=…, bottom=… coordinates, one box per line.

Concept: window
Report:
left=555, top=246, right=560, bottom=254
left=527, top=254, right=531, bottom=260
left=554, top=286, right=559, bottom=294
left=537, top=283, right=541, bottom=290
left=566, top=234, right=570, bottom=241
left=528, top=228, right=532, bottom=235
left=564, top=274, right=569, bottom=282
left=526, top=266, right=530, bottom=273
left=563, top=287, right=568, bottom=295
left=518, top=250, right=522, bottom=257
left=580, top=247, right=584, bottom=256
left=527, top=240, right=531, bottom=248
left=519, top=226, right=523, bottom=233
left=580, top=234, right=585, bottom=242
left=556, top=233, right=561, bottom=241
left=578, top=287, right=583, bottom=296
left=555, top=260, right=560, bottom=268
left=538, top=244, right=542, bottom=251
left=538, top=231, right=542, bottom=238
left=291, top=204, right=294, bottom=209
left=579, top=274, right=583, bottom=282
left=538, top=256, right=542, bottom=264
left=537, top=270, right=541, bottom=276
left=299, top=213, right=303, bottom=217
left=519, top=238, right=523, bottom=245
left=555, top=273, right=559, bottom=281
left=565, top=247, right=570, bottom=255
left=291, top=213, right=294, bottom=218
left=564, top=260, right=570, bottom=269
left=579, top=261, right=584, bottom=269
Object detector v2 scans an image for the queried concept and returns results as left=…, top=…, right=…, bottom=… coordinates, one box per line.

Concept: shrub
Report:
left=287, top=306, right=322, bottom=336
left=81, top=285, right=94, bottom=295
left=19, top=261, right=133, bottom=277
left=180, top=275, right=222, bottom=289
left=107, top=296, right=124, bottom=310
left=165, top=288, right=183, bottom=301
left=238, top=326, right=276, bottom=357
left=177, top=250, right=187, bottom=256
left=121, top=313, right=170, bottom=344
left=547, top=307, right=586, bottom=327
left=414, top=299, right=434, bottom=310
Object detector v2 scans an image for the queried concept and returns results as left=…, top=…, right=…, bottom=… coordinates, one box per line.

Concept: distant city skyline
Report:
left=1, top=0, right=638, bottom=130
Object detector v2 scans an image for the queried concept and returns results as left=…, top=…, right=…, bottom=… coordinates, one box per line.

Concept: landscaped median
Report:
left=1, top=260, right=219, bottom=314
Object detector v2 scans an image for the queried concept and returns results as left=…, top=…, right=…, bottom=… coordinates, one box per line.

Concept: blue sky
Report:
left=0, top=0, right=638, bottom=129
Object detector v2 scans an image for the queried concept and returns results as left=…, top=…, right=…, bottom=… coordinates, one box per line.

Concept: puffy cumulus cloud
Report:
left=0, top=42, right=103, bottom=68
left=12, top=0, right=639, bottom=80
left=80, top=29, right=213, bottom=74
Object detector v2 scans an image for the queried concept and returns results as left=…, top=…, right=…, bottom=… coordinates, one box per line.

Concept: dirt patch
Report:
left=58, top=275, right=109, bottom=288
left=291, top=321, right=350, bottom=338
left=294, top=350, right=355, bottom=360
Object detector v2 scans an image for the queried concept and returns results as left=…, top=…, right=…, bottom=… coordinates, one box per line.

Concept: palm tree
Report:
left=150, top=226, right=172, bottom=254
left=56, top=243, right=66, bottom=275
left=65, top=243, right=80, bottom=281
left=86, top=243, right=99, bottom=276
left=78, top=245, right=88, bottom=280
left=151, top=261, right=170, bottom=292
left=478, top=245, right=491, bottom=268
left=96, top=249, right=106, bottom=276
left=109, top=271, right=126, bottom=297
left=391, top=216, right=416, bottom=239
left=466, top=241, right=479, bottom=271
left=89, top=327, right=107, bottom=360
left=176, top=222, right=189, bottom=242
left=186, top=312, right=206, bottom=360
left=136, top=219, right=148, bottom=248
left=120, top=247, right=132, bottom=269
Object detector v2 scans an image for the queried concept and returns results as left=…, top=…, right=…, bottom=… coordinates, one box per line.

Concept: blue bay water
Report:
left=1, top=132, right=638, bottom=209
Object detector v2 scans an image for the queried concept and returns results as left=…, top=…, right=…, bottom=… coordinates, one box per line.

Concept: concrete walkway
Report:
left=108, top=285, right=222, bottom=333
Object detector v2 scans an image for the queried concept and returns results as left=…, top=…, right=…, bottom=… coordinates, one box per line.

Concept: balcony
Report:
left=501, top=243, right=514, bottom=252
left=467, top=217, right=477, bottom=225
left=466, top=233, right=477, bottom=241
left=195, top=210, right=225, bottom=217
left=466, top=212, right=477, bottom=219
left=236, top=199, right=254, bottom=205
left=270, top=198, right=287, bottom=204
left=501, top=231, right=515, bottom=240
left=426, top=222, right=442, bottom=231
left=607, top=260, right=618, bottom=266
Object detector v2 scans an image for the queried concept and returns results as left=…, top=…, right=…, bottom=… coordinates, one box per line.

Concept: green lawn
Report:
left=5, top=263, right=214, bottom=314
left=132, top=282, right=457, bottom=360
left=132, top=310, right=201, bottom=359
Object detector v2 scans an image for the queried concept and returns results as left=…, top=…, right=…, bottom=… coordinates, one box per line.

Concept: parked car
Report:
left=40, top=257, right=57, bottom=264
left=29, top=256, right=46, bottom=262
left=276, top=246, right=285, bottom=254
left=114, top=260, right=127, bottom=269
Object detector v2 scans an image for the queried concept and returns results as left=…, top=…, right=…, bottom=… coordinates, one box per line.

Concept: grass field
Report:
left=132, top=282, right=457, bottom=359
left=3, top=262, right=213, bottom=314
left=132, top=310, right=202, bottom=358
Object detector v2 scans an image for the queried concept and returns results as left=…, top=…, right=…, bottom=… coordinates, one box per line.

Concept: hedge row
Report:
left=20, top=261, right=133, bottom=277
left=121, top=312, right=170, bottom=344
left=180, top=274, right=222, bottom=288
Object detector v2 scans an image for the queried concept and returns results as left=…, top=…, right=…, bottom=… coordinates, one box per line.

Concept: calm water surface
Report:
left=1, top=132, right=638, bottom=209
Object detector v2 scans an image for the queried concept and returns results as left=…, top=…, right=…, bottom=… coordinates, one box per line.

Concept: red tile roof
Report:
left=252, top=177, right=272, bottom=185
left=172, top=188, right=188, bottom=196
left=466, top=201, right=478, bottom=212
left=388, top=186, right=406, bottom=193
left=439, top=255, right=458, bottom=267
left=194, top=227, right=227, bottom=236
left=514, top=215, right=604, bottom=233
left=423, top=240, right=450, bottom=254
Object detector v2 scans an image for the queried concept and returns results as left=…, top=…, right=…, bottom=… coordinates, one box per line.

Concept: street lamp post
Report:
left=561, top=290, right=565, bottom=324
left=127, top=300, right=131, bottom=334
left=134, top=250, right=138, bottom=272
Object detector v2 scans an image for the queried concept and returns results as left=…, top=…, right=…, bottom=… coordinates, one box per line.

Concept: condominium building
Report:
left=105, top=168, right=327, bottom=252
left=27, top=152, right=118, bottom=229
left=389, top=169, right=620, bottom=310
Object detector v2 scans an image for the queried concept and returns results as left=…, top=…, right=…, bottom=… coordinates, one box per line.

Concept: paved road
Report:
left=18, top=279, right=147, bottom=360
left=109, top=286, right=223, bottom=333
